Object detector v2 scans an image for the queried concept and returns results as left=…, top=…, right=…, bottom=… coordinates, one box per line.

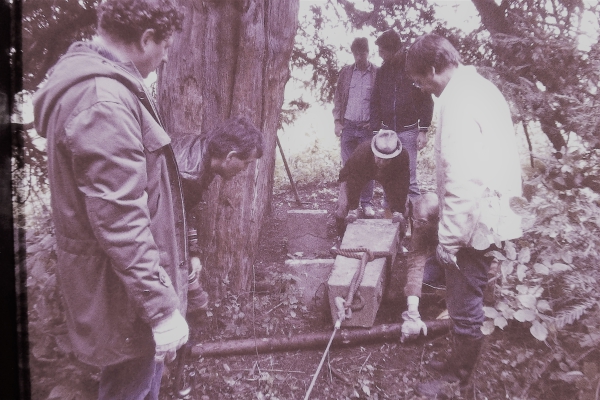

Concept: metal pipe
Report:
left=191, top=319, right=452, bottom=358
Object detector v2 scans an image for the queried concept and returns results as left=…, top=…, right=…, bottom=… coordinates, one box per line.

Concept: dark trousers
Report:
left=445, top=247, right=493, bottom=339
left=98, top=355, right=164, bottom=400
left=341, top=120, right=373, bottom=207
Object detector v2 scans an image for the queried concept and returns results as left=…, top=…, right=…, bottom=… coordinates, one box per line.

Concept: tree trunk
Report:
left=157, top=0, right=300, bottom=299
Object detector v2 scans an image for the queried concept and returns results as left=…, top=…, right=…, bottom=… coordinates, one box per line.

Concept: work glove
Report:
left=392, top=212, right=407, bottom=237
left=401, top=310, right=428, bottom=343
left=152, top=309, right=189, bottom=363
left=346, top=209, right=358, bottom=224
left=436, top=243, right=459, bottom=271
left=190, top=256, right=202, bottom=277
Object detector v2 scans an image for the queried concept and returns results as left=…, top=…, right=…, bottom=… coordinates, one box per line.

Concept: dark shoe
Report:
left=417, top=335, right=484, bottom=397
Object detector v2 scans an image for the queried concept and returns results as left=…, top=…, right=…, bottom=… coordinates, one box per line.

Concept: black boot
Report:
left=416, top=334, right=484, bottom=398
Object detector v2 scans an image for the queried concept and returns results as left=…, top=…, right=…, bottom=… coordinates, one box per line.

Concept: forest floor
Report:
left=29, top=181, right=600, bottom=400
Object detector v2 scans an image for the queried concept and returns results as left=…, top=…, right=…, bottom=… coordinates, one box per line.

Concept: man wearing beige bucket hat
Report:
left=334, top=129, right=410, bottom=238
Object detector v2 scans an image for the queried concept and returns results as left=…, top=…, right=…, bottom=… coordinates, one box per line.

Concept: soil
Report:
left=28, top=182, right=600, bottom=400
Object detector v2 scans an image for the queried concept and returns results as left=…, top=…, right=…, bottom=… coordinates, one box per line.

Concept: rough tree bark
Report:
left=157, top=0, right=300, bottom=299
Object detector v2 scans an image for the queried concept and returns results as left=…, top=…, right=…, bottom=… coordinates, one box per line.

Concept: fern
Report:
left=553, top=300, right=598, bottom=330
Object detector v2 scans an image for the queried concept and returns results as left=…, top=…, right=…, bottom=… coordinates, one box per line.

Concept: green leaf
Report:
left=536, top=300, right=552, bottom=312
left=530, top=320, right=548, bottom=341
left=483, top=306, right=499, bottom=318
left=518, top=294, right=537, bottom=309
left=505, top=242, right=517, bottom=260
left=517, top=247, right=531, bottom=263
left=516, top=285, right=528, bottom=294
left=509, top=196, right=530, bottom=216
left=487, top=250, right=506, bottom=261
left=501, top=260, right=515, bottom=280
left=501, top=307, right=515, bottom=320
left=471, top=229, right=491, bottom=251
left=481, top=320, right=495, bottom=335
left=362, top=384, right=370, bottom=396
left=48, top=385, right=78, bottom=400
left=494, top=316, right=508, bottom=329
left=550, top=263, right=572, bottom=273
left=533, top=263, right=549, bottom=275
left=517, top=264, right=527, bottom=281
left=561, top=252, right=573, bottom=264
left=514, top=309, right=537, bottom=322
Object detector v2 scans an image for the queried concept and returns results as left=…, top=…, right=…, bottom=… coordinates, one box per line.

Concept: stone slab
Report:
left=285, top=259, right=334, bottom=310
left=327, top=219, right=400, bottom=327
left=286, top=209, right=330, bottom=255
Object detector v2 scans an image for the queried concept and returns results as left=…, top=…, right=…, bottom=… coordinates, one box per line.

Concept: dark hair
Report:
left=375, top=29, right=401, bottom=52
left=97, top=0, right=184, bottom=44
left=405, top=34, right=461, bottom=77
left=206, top=116, right=264, bottom=160
left=350, top=37, right=369, bottom=53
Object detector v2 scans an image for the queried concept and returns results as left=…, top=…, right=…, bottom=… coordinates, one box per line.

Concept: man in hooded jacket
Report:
left=33, top=0, right=262, bottom=397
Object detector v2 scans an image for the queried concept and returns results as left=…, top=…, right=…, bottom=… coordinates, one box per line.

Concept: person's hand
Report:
left=436, top=243, right=459, bottom=271
left=391, top=211, right=405, bottom=224
left=345, top=209, right=358, bottom=224
left=401, top=310, right=427, bottom=343
left=190, top=256, right=202, bottom=277
left=417, top=129, right=428, bottom=150
left=334, top=121, right=343, bottom=137
left=392, top=212, right=407, bottom=237
left=152, top=309, right=189, bottom=363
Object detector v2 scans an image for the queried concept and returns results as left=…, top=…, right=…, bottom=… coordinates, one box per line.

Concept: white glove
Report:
left=152, top=309, right=189, bottom=363
left=190, top=256, right=202, bottom=278
left=401, top=310, right=428, bottom=343
left=401, top=296, right=427, bottom=343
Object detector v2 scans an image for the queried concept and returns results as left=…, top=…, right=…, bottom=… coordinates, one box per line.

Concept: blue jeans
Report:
left=98, top=355, right=164, bottom=400
left=396, top=127, right=420, bottom=199
left=445, top=247, right=493, bottom=339
left=423, top=256, right=445, bottom=289
left=341, top=121, right=373, bottom=207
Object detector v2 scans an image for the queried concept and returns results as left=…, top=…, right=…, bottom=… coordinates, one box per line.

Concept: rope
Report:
left=303, top=247, right=392, bottom=400
left=303, top=323, right=339, bottom=400
left=330, top=247, right=392, bottom=320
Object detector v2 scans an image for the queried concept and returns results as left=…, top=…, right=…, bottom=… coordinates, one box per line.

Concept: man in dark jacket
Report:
left=370, top=29, right=434, bottom=203
left=332, top=37, right=378, bottom=217
left=172, top=117, right=264, bottom=314
left=32, top=0, right=261, bottom=398
left=335, top=129, right=410, bottom=237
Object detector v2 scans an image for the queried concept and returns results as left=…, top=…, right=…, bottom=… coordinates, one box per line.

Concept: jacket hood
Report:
left=33, top=41, right=145, bottom=138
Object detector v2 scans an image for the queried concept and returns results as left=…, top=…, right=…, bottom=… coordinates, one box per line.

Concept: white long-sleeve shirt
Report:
left=435, top=65, right=523, bottom=252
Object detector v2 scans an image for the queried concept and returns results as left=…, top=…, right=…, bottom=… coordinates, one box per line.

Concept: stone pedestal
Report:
left=284, top=259, right=334, bottom=310
left=327, top=219, right=400, bottom=327
left=286, top=209, right=330, bottom=255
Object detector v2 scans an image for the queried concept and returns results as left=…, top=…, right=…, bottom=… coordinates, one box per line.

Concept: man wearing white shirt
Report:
left=405, top=34, right=523, bottom=397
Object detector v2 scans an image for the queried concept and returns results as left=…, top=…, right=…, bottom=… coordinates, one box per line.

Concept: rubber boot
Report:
left=416, top=334, right=484, bottom=398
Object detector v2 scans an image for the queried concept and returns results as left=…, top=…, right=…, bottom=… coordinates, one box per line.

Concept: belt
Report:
left=397, top=122, right=418, bottom=132
left=344, top=119, right=369, bottom=126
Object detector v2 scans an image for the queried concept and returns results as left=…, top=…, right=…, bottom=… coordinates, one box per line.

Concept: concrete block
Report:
left=286, top=209, right=330, bottom=255
left=327, top=219, right=400, bottom=327
left=285, top=259, right=334, bottom=310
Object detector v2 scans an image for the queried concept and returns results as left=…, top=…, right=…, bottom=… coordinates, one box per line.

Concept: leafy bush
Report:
left=481, top=147, right=600, bottom=342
